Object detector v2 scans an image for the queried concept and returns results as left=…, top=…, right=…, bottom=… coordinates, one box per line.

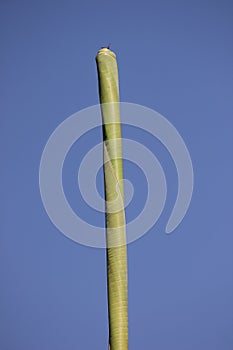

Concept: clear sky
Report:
left=1, top=0, right=233, bottom=349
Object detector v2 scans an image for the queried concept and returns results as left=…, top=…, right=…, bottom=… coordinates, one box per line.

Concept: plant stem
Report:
left=96, top=48, right=128, bottom=350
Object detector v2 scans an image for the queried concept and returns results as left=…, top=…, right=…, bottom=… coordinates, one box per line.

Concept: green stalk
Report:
left=96, top=48, right=128, bottom=350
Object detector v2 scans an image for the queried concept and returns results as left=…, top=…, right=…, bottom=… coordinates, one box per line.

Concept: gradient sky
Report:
left=1, top=1, right=233, bottom=349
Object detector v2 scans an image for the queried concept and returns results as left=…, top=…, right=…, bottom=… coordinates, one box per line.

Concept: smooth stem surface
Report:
left=96, top=48, right=128, bottom=350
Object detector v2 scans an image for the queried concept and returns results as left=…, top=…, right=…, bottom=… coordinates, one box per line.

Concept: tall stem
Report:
left=96, top=48, right=128, bottom=350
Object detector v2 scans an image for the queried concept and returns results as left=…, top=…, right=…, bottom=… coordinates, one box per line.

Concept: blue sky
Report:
left=1, top=0, right=233, bottom=349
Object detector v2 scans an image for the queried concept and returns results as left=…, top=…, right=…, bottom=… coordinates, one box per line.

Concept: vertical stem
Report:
left=96, top=48, right=128, bottom=350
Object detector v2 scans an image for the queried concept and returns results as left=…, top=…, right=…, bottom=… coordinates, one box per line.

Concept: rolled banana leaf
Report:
left=96, top=48, right=128, bottom=350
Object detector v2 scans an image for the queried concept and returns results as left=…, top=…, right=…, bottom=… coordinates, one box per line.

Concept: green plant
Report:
left=96, top=48, right=128, bottom=350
